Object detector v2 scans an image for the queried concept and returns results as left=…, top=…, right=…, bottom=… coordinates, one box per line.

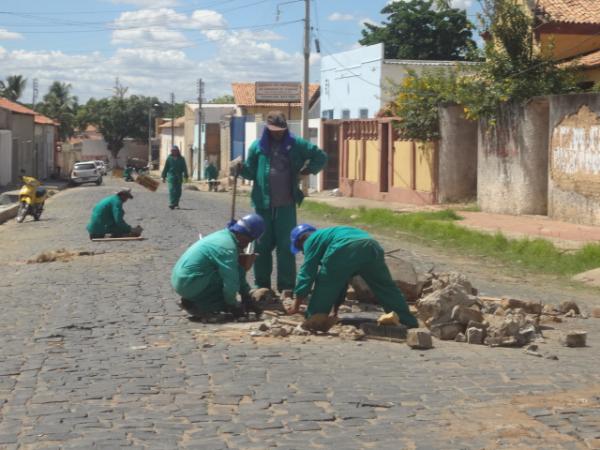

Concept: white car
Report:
left=94, top=160, right=107, bottom=175
left=70, top=161, right=103, bottom=186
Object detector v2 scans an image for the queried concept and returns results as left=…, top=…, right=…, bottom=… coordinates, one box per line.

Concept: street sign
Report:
left=255, top=82, right=301, bottom=103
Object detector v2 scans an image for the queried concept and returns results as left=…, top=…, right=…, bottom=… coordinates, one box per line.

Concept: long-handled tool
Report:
left=230, top=173, right=238, bottom=224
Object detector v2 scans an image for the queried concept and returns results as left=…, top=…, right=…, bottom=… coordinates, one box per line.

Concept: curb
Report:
left=0, top=204, right=19, bottom=225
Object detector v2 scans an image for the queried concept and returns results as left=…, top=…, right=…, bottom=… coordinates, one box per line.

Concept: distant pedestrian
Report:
left=204, top=160, right=219, bottom=192
left=161, top=145, right=188, bottom=209
left=287, top=224, right=418, bottom=328
left=86, top=188, right=142, bottom=239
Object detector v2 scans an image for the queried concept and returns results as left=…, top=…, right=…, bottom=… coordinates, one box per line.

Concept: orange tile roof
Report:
left=568, top=49, right=600, bottom=67
left=0, top=97, right=35, bottom=116
left=158, top=117, right=185, bottom=129
left=537, top=0, right=600, bottom=25
left=34, top=114, right=57, bottom=125
left=231, top=83, right=319, bottom=107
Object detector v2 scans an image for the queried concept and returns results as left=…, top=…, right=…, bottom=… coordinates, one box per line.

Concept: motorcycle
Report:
left=16, top=175, right=48, bottom=223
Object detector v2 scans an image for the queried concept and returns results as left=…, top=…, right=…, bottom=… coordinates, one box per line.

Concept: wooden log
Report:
left=92, top=236, right=145, bottom=242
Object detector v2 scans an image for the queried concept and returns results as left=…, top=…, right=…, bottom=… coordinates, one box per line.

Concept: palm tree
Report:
left=0, top=75, right=27, bottom=101
left=39, top=81, right=79, bottom=140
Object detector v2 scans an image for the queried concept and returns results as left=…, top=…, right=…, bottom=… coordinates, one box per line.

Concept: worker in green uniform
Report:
left=171, top=214, right=265, bottom=319
left=161, top=145, right=188, bottom=209
left=204, top=160, right=219, bottom=192
left=86, top=188, right=142, bottom=239
left=231, top=111, right=327, bottom=293
left=287, top=224, right=418, bottom=328
left=123, top=165, right=134, bottom=182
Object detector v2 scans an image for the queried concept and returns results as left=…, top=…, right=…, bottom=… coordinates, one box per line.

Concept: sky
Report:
left=0, top=0, right=479, bottom=104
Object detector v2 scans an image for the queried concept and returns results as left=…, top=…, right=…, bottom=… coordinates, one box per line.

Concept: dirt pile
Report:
left=27, top=249, right=97, bottom=264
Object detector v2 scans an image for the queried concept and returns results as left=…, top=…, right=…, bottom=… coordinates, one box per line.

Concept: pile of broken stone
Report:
left=247, top=261, right=591, bottom=351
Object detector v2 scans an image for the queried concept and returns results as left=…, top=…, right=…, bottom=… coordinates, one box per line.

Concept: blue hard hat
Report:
left=228, top=213, right=265, bottom=240
left=290, top=224, right=317, bottom=255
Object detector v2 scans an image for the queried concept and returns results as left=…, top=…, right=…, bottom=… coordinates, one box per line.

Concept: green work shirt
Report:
left=161, top=155, right=188, bottom=181
left=204, top=164, right=218, bottom=180
left=240, top=135, right=327, bottom=209
left=171, top=229, right=250, bottom=306
left=295, top=226, right=373, bottom=298
left=86, top=195, right=131, bottom=236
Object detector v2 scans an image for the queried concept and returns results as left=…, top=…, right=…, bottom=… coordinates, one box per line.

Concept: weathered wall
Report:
left=548, top=94, right=600, bottom=225
left=438, top=104, right=478, bottom=202
left=12, top=113, right=35, bottom=180
left=477, top=99, right=549, bottom=215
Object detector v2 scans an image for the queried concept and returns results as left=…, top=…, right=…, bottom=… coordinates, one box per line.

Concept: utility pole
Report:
left=32, top=78, right=38, bottom=110
left=301, top=0, right=310, bottom=140
left=196, top=79, right=204, bottom=181
left=147, top=103, right=159, bottom=167
left=170, top=92, right=175, bottom=149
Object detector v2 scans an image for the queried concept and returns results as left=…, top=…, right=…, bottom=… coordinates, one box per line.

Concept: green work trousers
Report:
left=167, top=175, right=182, bottom=207
left=306, top=239, right=418, bottom=328
left=177, top=272, right=232, bottom=315
left=254, top=205, right=297, bottom=291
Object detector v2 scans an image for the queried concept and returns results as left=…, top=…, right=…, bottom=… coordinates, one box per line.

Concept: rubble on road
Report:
left=27, top=249, right=98, bottom=264
left=406, top=328, right=433, bottom=349
left=560, top=331, right=587, bottom=347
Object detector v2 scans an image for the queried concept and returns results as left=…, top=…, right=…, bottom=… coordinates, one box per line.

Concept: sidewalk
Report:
left=308, top=191, right=600, bottom=249
left=0, top=179, right=70, bottom=225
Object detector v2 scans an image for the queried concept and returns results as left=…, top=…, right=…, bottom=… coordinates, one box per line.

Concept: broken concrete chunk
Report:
left=500, top=298, right=542, bottom=315
left=451, top=305, right=484, bottom=325
left=301, top=314, right=337, bottom=333
left=384, top=255, right=423, bottom=302
left=466, top=320, right=487, bottom=330
left=407, top=328, right=433, bottom=349
left=560, top=331, right=587, bottom=347
left=426, top=271, right=476, bottom=296
left=377, top=311, right=400, bottom=326
left=454, top=332, right=466, bottom=343
left=558, top=301, right=580, bottom=315
left=466, top=327, right=485, bottom=345
left=430, top=321, right=463, bottom=340
left=417, top=284, right=479, bottom=326
left=258, top=323, right=269, bottom=332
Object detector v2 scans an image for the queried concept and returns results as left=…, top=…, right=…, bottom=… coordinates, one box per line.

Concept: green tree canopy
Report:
left=359, top=0, right=476, bottom=60
left=0, top=75, right=27, bottom=101
left=209, top=94, right=235, bottom=104
left=38, top=81, right=79, bottom=141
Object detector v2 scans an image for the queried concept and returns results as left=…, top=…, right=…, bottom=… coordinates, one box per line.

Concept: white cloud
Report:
left=387, top=0, right=472, bottom=8
left=111, top=28, right=191, bottom=48
left=328, top=12, right=355, bottom=22
left=0, top=28, right=23, bottom=40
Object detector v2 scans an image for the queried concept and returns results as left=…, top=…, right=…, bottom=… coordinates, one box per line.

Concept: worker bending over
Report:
left=171, top=214, right=265, bottom=319
left=288, top=224, right=418, bottom=328
left=86, top=188, right=142, bottom=239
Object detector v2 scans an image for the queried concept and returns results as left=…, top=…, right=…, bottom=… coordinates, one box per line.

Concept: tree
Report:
left=359, top=0, right=476, bottom=60
left=0, top=75, right=27, bottom=101
left=78, top=95, right=163, bottom=162
left=209, top=94, right=235, bottom=104
left=38, top=81, right=79, bottom=140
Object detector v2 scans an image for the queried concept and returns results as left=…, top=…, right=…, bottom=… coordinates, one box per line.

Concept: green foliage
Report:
left=300, top=201, right=600, bottom=276
left=388, top=0, right=581, bottom=140
left=37, top=81, right=79, bottom=141
left=0, top=75, right=27, bottom=101
left=78, top=94, right=163, bottom=159
left=359, top=0, right=477, bottom=61
left=209, top=94, right=235, bottom=104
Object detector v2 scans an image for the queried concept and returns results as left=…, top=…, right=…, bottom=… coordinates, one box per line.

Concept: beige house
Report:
left=231, top=83, right=319, bottom=120
left=158, top=117, right=186, bottom=171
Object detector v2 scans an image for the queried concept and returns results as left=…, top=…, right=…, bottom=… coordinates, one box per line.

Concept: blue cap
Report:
left=228, top=214, right=265, bottom=240
left=290, top=224, right=317, bottom=255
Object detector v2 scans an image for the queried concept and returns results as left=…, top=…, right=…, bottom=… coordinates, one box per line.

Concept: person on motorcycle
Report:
left=161, top=145, right=188, bottom=209
left=171, top=214, right=265, bottom=320
left=86, top=188, right=142, bottom=239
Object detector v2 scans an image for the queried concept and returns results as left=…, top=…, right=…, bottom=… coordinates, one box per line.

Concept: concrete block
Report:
left=560, top=331, right=587, bottom=347
left=466, top=327, right=485, bottom=345
left=430, top=321, right=463, bottom=340
left=406, top=328, right=433, bottom=349
left=500, top=298, right=542, bottom=315
left=454, top=332, right=466, bottom=343
left=451, top=305, right=484, bottom=325
left=0, top=204, right=18, bottom=225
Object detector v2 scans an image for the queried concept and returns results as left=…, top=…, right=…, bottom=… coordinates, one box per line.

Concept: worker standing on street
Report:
left=86, top=188, right=142, bottom=239
left=171, top=214, right=265, bottom=320
left=231, top=111, right=327, bottom=294
left=287, top=224, right=418, bottom=328
left=161, top=145, right=188, bottom=209
left=204, top=160, right=219, bottom=192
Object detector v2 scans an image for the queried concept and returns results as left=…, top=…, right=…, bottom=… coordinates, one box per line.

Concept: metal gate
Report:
left=230, top=116, right=246, bottom=160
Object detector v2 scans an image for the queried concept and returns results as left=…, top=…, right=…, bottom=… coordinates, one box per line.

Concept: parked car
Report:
left=70, top=161, right=103, bottom=186
left=94, top=160, right=107, bottom=175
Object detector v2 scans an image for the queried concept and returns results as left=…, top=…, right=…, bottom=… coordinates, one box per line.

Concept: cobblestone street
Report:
left=1, top=179, right=600, bottom=450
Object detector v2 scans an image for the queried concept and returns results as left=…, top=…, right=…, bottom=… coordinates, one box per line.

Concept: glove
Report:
left=241, top=294, right=263, bottom=318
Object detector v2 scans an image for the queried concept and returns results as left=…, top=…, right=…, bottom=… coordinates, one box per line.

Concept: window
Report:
left=322, top=109, right=334, bottom=119
left=342, top=109, right=350, bottom=119
left=359, top=108, right=369, bottom=119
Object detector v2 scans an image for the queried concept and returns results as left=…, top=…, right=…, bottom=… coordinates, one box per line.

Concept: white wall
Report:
left=81, top=138, right=148, bottom=168
left=0, top=130, right=12, bottom=186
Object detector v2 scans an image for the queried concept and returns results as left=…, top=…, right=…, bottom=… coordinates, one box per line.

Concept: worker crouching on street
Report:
left=231, top=111, right=327, bottom=294
left=86, top=188, right=142, bottom=239
left=287, top=224, right=418, bottom=328
left=171, top=214, right=265, bottom=320
left=161, top=145, right=188, bottom=209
